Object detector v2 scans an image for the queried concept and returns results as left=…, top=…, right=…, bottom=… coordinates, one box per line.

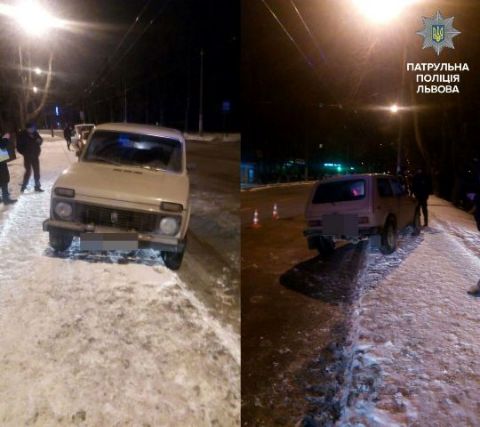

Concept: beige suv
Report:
left=43, top=123, right=190, bottom=270
left=304, top=174, right=419, bottom=255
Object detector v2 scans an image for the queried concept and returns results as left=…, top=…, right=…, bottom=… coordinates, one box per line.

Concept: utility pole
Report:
left=198, top=48, right=204, bottom=135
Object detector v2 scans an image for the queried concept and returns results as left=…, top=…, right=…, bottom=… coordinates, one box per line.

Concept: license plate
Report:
left=322, top=214, right=358, bottom=237
left=80, top=233, right=139, bottom=251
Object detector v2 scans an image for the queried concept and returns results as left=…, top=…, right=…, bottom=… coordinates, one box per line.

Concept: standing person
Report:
left=16, top=122, right=44, bottom=193
left=411, top=168, right=433, bottom=227
left=63, top=124, right=72, bottom=151
left=0, top=132, right=17, bottom=204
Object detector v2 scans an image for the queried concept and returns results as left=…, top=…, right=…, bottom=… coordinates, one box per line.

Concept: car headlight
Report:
left=54, top=201, right=73, bottom=219
left=159, top=217, right=179, bottom=236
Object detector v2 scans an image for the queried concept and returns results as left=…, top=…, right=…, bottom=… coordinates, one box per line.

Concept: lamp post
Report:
left=2, top=1, right=63, bottom=126
left=389, top=103, right=403, bottom=173
left=352, top=0, right=418, bottom=173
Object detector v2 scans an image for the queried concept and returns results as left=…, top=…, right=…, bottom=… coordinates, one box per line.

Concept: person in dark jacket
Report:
left=63, top=124, right=72, bottom=151
left=411, top=168, right=433, bottom=227
left=16, top=122, right=44, bottom=192
left=0, top=132, right=17, bottom=204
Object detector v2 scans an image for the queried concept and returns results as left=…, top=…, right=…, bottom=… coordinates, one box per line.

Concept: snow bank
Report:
left=241, top=181, right=317, bottom=192
left=184, top=132, right=240, bottom=143
left=0, top=137, right=239, bottom=426
left=340, top=197, right=480, bottom=426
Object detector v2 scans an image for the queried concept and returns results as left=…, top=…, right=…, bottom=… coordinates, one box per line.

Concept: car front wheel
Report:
left=162, top=240, right=187, bottom=270
left=380, top=219, right=397, bottom=254
left=49, top=229, right=73, bottom=252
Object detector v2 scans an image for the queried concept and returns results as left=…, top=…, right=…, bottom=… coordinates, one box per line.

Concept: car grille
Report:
left=76, top=204, right=158, bottom=232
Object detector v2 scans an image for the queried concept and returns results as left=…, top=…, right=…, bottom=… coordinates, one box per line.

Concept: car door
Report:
left=390, top=177, right=413, bottom=228
left=376, top=177, right=395, bottom=226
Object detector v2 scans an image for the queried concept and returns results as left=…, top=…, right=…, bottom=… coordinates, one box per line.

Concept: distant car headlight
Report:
left=54, top=187, right=75, bottom=197
left=54, top=201, right=73, bottom=219
left=159, top=217, right=179, bottom=236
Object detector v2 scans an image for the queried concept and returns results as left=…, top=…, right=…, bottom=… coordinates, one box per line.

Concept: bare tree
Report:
left=17, top=47, right=54, bottom=128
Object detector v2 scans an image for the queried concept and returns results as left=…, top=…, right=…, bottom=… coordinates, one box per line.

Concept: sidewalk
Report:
left=341, top=196, right=480, bottom=426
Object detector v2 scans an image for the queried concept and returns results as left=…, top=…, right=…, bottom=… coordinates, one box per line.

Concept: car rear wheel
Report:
left=316, top=236, right=335, bottom=257
left=380, top=219, right=397, bottom=254
left=49, top=229, right=73, bottom=252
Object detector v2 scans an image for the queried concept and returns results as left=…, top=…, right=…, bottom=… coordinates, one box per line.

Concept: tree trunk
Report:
left=26, top=52, right=54, bottom=123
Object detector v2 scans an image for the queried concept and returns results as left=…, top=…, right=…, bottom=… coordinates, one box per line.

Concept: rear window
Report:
left=312, top=179, right=366, bottom=204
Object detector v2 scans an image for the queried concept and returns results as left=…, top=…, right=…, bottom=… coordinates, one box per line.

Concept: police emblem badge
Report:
left=416, top=11, right=460, bottom=56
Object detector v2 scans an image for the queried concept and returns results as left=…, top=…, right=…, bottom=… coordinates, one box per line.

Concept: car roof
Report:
left=318, top=173, right=396, bottom=184
left=93, top=122, right=184, bottom=142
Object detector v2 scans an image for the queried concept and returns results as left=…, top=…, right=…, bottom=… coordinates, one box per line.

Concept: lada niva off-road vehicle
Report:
left=304, top=174, right=419, bottom=256
left=43, top=123, right=190, bottom=270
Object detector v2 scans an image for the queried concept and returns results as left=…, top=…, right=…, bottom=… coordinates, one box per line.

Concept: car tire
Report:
left=316, top=236, right=335, bottom=257
left=49, top=229, right=73, bottom=252
left=162, top=239, right=187, bottom=270
left=380, top=219, right=397, bottom=254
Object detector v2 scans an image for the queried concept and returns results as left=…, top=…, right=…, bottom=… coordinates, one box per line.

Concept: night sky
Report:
left=0, top=0, right=239, bottom=131
left=242, top=0, right=480, bottom=192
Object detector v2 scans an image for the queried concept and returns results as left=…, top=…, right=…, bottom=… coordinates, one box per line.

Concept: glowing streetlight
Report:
left=32, top=86, right=38, bottom=93
left=34, top=67, right=42, bottom=75
left=0, top=1, right=64, bottom=37
left=352, top=0, right=417, bottom=24
left=390, top=104, right=399, bottom=114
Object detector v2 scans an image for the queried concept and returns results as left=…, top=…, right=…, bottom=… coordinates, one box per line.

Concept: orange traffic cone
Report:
left=252, top=209, right=261, bottom=228
left=272, top=203, right=279, bottom=220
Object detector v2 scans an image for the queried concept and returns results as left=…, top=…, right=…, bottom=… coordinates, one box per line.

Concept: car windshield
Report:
left=83, top=130, right=183, bottom=173
left=313, top=179, right=366, bottom=204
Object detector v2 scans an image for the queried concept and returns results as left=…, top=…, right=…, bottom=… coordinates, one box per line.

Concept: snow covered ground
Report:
left=242, top=184, right=480, bottom=426
left=0, top=136, right=239, bottom=426
left=340, top=197, right=480, bottom=426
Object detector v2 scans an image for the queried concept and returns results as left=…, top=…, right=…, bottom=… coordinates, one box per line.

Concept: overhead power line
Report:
left=84, top=0, right=152, bottom=94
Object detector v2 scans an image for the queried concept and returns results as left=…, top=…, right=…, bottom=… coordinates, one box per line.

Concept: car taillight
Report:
left=358, top=216, right=369, bottom=224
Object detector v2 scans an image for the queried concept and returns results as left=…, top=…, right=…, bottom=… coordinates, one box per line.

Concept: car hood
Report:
left=54, top=162, right=189, bottom=207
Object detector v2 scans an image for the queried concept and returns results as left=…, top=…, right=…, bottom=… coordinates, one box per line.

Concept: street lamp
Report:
left=32, top=86, right=38, bottom=93
left=352, top=0, right=417, bottom=24
left=11, top=0, right=64, bottom=37
left=34, top=67, right=42, bottom=75
left=390, top=104, right=399, bottom=114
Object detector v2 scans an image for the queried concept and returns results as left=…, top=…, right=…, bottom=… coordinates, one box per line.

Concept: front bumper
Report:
left=43, top=219, right=185, bottom=253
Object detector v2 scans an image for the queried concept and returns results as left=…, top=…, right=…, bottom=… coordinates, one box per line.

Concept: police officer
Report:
left=16, top=122, right=44, bottom=192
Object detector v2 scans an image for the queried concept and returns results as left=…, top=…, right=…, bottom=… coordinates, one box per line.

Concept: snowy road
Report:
left=242, top=184, right=480, bottom=426
left=0, top=135, right=239, bottom=426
